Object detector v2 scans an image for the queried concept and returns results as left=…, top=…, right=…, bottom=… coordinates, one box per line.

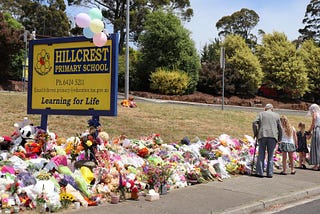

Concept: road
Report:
left=262, top=195, right=320, bottom=214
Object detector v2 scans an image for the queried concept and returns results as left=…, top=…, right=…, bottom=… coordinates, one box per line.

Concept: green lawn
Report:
left=0, top=92, right=311, bottom=143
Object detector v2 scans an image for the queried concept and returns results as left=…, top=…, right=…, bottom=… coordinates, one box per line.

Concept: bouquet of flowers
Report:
left=59, top=191, right=75, bottom=209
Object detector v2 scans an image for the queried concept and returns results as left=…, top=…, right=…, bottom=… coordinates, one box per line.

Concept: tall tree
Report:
left=198, top=39, right=221, bottom=95
left=297, top=39, right=320, bottom=101
left=136, top=11, right=200, bottom=93
left=299, top=0, right=320, bottom=44
left=1, top=0, right=70, bottom=37
left=201, top=38, right=220, bottom=63
left=216, top=8, right=259, bottom=47
left=67, top=0, right=193, bottom=52
left=223, top=35, right=263, bottom=96
left=19, top=0, right=70, bottom=37
left=0, top=12, right=24, bottom=82
left=257, top=32, right=308, bottom=99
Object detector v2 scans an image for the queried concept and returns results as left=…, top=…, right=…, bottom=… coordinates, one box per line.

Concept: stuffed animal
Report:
left=11, top=124, right=36, bottom=153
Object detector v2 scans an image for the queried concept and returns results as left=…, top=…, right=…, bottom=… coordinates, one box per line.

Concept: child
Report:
left=278, top=115, right=298, bottom=175
left=296, top=122, right=309, bottom=169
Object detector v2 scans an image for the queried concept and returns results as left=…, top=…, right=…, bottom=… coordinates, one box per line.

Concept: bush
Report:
left=118, top=48, right=140, bottom=91
left=150, top=68, right=190, bottom=95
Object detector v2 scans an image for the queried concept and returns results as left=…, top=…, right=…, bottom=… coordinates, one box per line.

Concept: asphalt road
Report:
left=261, top=195, right=320, bottom=214
left=271, top=198, right=320, bottom=214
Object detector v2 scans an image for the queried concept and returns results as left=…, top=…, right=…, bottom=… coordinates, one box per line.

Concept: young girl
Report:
left=279, top=115, right=298, bottom=175
left=296, top=122, right=309, bottom=169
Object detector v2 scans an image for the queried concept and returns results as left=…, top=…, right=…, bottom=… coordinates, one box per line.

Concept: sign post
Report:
left=27, top=34, right=119, bottom=130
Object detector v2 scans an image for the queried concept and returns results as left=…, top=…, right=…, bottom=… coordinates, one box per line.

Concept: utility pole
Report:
left=220, top=47, right=225, bottom=110
left=124, top=0, right=130, bottom=99
left=23, top=29, right=29, bottom=92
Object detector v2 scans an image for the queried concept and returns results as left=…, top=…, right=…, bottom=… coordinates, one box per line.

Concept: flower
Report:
left=144, top=162, right=173, bottom=190
left=60, top=192, right=75, bottom=209
left=6, top=179, right=20, bottom=194
left=36, top=192, right=49, bottom=205
left=86, top=140, right=93, bottom=147
left=36, top=170, right=51, bottom=180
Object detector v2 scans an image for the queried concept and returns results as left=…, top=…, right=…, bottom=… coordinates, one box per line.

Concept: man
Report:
left=253, top=103, right=282, bottom=178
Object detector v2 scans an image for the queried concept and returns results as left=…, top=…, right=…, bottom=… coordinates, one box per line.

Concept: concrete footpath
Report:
left=64, top=167, right=320, bottom=214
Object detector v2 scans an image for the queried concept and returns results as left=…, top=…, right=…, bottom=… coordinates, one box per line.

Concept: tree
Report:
left=118, top=48, right=139, bottom=91
left=67, top=0, right=193, bottom=53
left=19, top=0, right=70, bottom=37
left=297, top=39, right=320, bottom=101
left=257, top=32, right=308, bottom=99
left=1, top=0, right=70, bottom=37
left=197, top=62, right=222, bottom=95
left=136, top=11, right=200, bottom=93
left=222, top=35, right=263, bottom=96
left=0, top=12, right=24, bottom=82
left=216, top=8, right=259, bottom=47
left=198, top=39, right=222, bottom=95
left=201, top=38, right=220, bottom=63
left=299, top=0, right=320, bottom=44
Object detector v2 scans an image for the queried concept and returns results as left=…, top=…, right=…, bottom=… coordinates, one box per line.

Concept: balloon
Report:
left=89, top=19, right=104, bottom=33
left=93, top=32, right=107, bottom=47
left=75, top=13, right=91, bottom=28
left=88, top=8, right=102, bottom=20
left=83, top=27, right=94, bottom=39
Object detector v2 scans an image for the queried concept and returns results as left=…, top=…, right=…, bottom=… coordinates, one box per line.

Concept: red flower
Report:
left=137, top=147, right=149, bottom=158
left=204, top=143, right=212, bottom=150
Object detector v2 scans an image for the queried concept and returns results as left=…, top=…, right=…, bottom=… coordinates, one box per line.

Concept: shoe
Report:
left=302, top=164, right=307, bottom=169
left=266, top=175, right=273, bottom=178
left=291, top=171, right=296, bottom=175
left=280, top=171, right=287, bottom=175
left=252, top=174, right=263, bottom=178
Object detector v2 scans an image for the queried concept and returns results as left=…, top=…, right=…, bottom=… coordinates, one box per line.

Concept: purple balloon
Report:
left=75, top=13, right=91, bottom=28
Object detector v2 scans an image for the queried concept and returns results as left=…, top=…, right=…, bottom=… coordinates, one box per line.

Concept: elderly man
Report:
left=253, top=103, right=282, bottom=178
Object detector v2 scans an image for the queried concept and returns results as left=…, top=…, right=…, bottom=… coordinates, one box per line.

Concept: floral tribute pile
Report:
left=0, top=117, right=266, bottom=213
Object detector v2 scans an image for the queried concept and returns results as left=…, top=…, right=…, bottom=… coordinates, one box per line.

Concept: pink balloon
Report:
left=75, top=13, right=91, bottom=28
left=93, top=32, right=108, bottom=47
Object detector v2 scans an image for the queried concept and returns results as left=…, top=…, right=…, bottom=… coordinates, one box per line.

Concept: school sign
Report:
left=27, top=34, right=119, bottom=128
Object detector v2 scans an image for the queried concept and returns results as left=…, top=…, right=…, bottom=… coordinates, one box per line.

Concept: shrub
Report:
left=150, top=68, right=190, bottom=95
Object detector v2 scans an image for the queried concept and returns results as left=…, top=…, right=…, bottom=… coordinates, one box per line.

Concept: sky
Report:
left=66, top=0, right=310, bottom=51
left=184, top=0, right=310, bottom=51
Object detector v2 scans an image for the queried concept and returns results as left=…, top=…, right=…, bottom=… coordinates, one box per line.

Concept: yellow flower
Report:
left=60, top=192, right=75, bottom=202
left=86, top=140, right=93, bottom=147
left=214, top=150, right=222, bottom=157
left=220, top=140, right=227, bottom=147
left=65, top=142, right=73, bottom=154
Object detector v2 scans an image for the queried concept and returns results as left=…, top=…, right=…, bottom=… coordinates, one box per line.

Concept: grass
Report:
left=0, top=92, right=311, bottom=143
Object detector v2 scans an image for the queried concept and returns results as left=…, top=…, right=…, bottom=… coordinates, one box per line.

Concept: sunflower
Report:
left=60, top=192, right=75, bottom=208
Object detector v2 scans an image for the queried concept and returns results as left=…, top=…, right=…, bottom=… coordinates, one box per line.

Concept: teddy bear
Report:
left=11, top=117, right=31, bottom=139
left=11, top=124, right=36, bottom=153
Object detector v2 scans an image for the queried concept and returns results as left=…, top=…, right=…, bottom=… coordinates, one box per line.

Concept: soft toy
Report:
left=11, top=124, right=36, bottom=153
left=11, top=117, right=31, bottom=140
